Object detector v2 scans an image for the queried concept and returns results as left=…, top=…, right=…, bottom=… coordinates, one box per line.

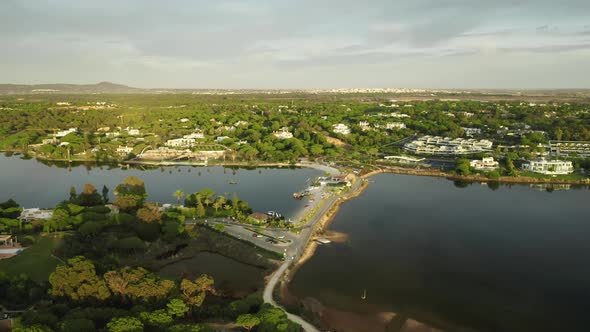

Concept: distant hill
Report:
left=0, top=82, right=147, bottom=95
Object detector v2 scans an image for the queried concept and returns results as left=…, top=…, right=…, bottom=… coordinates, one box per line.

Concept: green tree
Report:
left=102, top=185, right=110, bottom=204
left=167, top=298, right=189, bottom=318
left=139, top=309, right=173, bottom=328
left=106, top=317, right=143, bottom=332
left=69, top=186, right=77, bottom=203
left=59, top=318, right=96, bottom=332
left=49, top=256, right=111, bottom=301
left=180, top=275, right=215, bottom=308
left=196, top=200, right=206, bottom=218
left=236, top=314, right=260, bottom=332
left=455, top=159, right=471, bottom=176
left=173, top=190, right=185, bottom=206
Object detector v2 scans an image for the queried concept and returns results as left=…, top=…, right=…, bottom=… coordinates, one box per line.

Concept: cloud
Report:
left=0, top=0, right=589, bottom=88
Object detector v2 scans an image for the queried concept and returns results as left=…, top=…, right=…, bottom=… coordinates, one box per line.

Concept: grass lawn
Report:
left=0, top=234, right=64, bottom=283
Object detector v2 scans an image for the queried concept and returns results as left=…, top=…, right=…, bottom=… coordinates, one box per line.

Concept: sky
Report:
left=1, top=0, right=589, bottom=89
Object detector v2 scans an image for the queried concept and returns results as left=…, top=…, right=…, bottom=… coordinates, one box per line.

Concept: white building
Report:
left=166, top=138, right=197, bottom=148
left=358, top=121, right=370, bottom=131
left=55, top=128, right=77, bottom=138
left=215, top=136, right=231, bottom=143
left=332, top=123, right=350, bottom=135
left=126, top=128, right=140, bottom=136
left=183, top=132, right=205, bottom=139
left=180, top=118, right=190, bottom=123
left=463, top=127, right=482, bottom=136
left=404, top=136, right=493, bottom=155
left=470, top=157, right=499, bottom=170
left=106, top=132, right=121, bottom=138
left=522, top=159, right=574, bottom=175
left=390, top=112, right=409, bottom=118
left=385, top=122, right=406, bottom=130
left=549, top=141, right=590, bottom=157
left=272, top=128, right=293, bottom=139
left=116, top=146, right=133, bottom=156
left=18, top=208, right=53, bottom=222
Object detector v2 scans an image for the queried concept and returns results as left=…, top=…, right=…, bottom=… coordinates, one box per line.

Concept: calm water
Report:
left=290, top=174, right=590, bottom=332
left=0, top=154, right=320, bottom=218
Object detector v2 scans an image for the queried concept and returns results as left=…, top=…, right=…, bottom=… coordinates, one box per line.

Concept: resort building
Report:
left=18, top=208, right=53, bottom=222
left=116, top=146, right=133, bottom=156
left=404, top=136, right=493, bottom=155
left=549, top=141, right=590, bottom=157
left=272, top=128, right=293, bottom=139
left=470, top=157, right=500, bottom=170
left=165, top=138, right=197, bottom=148
left=522, top=158, right=574, bottom=175
left=332, top=123, right=350, bottom=135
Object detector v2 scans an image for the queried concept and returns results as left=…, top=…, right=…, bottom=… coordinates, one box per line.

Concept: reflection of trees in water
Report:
left=453, top=180, right=471, bottom=188
left=488, top=181, right=500, bottom=191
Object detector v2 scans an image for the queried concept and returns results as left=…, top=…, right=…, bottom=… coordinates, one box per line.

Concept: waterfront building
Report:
left=522, top=158, right=574, bottom=175
left=116, top=146, right=133, bottom=156
left=404, top=136, right=493, bottom=155
left=383, top=155, right=425, bottom=164
left=166, top=138, right=197, bottom=148
left=470, top=157, right=499, bottom=170
left=549, top=141, right=590, bottom=157
left=332, top=123, right=350, bottom=135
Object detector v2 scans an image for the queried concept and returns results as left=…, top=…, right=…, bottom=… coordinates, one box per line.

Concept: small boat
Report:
left=229, top=180, right=238, bottom=184
left=361, top=289, right=367, bottom=300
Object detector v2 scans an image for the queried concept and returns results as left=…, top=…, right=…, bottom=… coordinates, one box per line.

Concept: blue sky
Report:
left=1, top=0, right=589, bottom=89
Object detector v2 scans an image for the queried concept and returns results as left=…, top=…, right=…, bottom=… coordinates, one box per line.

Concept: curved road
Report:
left=262, top=174, right=365, bottom=332
left=263, top=262, right=320, bottom=332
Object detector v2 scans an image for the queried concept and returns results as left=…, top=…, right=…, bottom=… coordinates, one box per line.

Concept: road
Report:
left=260, top=176, right=365, bottom=331
left=263, top=262, right=320, bottom=332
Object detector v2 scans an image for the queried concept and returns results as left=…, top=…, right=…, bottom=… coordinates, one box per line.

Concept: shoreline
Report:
left=2, top=151, right=587, bottom=185
left=365, top=166, right=590, bottom=185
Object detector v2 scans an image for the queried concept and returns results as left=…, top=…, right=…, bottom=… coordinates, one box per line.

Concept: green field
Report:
left=0, top=234, right=63, bottom=283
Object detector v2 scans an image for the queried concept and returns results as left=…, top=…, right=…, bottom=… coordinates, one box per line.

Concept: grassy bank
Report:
left=0, top=234, right=64, bottom=283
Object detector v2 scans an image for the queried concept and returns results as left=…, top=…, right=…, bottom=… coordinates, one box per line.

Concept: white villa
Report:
left=463, top=127, right=482, bottom=136
left=55, top=128, right=77, bottom=138
left=166, top=138, right=197, bottom=148
left=390, top=112, right=409, bottom=118
left=332, top=123, right=351, bottom=135
left=215, top=136, right=231, bottom=143
left=126, top=127, right=141, bottom=136
left=385, top=122, right=406, bottom=130
left=183, top=132, right=205, bottom=140
left=522, top=158, right=574, bottom=175
left=18, top=208, right=54, bottom=222
left=404, top=136, right=493, bottom=155
left=272, top=127, right=293, bottom=139
left=470, top=157, right=499, bottom=170
left=116, top=146, right=133, bottom=156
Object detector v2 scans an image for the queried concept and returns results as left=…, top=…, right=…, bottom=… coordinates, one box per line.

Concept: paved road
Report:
left=261, top=177, right=365, bottom=331
left=263, top=261, right=320, bottom=332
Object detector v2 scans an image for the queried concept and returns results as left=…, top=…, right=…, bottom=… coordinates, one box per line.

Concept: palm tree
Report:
left=173, top=190, right=185, bottom=206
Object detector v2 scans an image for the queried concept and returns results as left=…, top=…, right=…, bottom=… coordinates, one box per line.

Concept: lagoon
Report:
left=0, top=154, right=321, bottom=219
left=290, top=174, right=590, bottom=332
